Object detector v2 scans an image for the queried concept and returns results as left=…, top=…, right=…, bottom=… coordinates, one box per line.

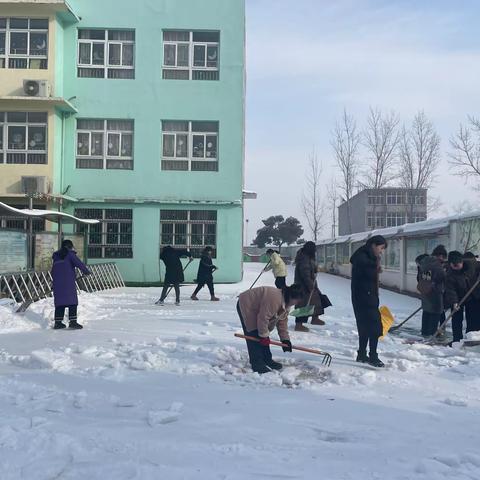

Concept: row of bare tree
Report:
left=302, top=107, right=480, bottom=241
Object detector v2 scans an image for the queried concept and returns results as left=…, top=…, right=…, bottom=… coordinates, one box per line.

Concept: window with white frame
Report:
left=162, top=121, right=218, bottom=171
left=77, top=29, right=135, bottom=79
left=375, top=213, right=386, bottom=228
left=366, top=212, right=374, bottom=228
left=75, top=208, right=133, bottom=258
left=160, top=210, right=217, bottom=257
left=367, top=193, right=385, bottom=205
left=0, top=17, right=48, bottom=69
left=367, top=212, right=386, bottom=228
left=386, top=212, right=405, bottom=227
left=414, top=214, right=426, bottom=223
left=415, top=194, right=426, bottom=205
left=386, top=191, right=406, bottom=205
left=162, top=30, right=219, bottom=80
left=0, top=112, right=47, bottom=164
left=76, top=119, right=134, bottom=170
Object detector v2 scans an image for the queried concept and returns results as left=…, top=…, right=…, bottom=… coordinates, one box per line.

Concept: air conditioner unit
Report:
left=23, top=79, right=50, bottom=97
left=21, top=176, right=48, bottom=195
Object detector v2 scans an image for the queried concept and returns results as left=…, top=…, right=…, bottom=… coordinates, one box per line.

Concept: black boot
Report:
left=368, top=355, right=385, bottom=368
left=53, top=321, right=66, bottom=329
left=266, top=359, right=283, bottom=370
left=69, top=320, right=83, bottom=330
left=252, top=364, right=271, bottom=374
left=356, top=350, right=369, bottom=363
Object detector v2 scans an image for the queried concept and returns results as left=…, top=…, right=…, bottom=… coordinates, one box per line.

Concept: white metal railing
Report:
left=0, top=262, right=125, bottom=312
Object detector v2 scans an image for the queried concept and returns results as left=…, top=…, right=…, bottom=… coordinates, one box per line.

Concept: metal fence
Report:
left=0, top=263, right=125, bottom=312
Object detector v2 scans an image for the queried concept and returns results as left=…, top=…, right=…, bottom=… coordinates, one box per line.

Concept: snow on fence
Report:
left=0, top=263, right=125, bottom=311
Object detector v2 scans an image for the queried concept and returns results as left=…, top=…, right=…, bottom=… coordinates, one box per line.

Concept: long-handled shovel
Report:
left=390, top=306, right=422, bottom=332
left=234, top=333, right=332, bottom=367
left=249, top=260, right=271, bottom=290
left=428, top=274, right=480, bottom=344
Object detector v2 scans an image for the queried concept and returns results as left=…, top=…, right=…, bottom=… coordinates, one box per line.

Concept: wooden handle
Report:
left=234, top=333, right=329, bottom=356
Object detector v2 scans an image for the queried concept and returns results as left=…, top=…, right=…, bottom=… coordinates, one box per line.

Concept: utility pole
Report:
left=245, top=218, right=249, bottom=246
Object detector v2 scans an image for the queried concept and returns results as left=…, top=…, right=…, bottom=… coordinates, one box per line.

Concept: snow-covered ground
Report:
left=1, top=263, right=480, bottom=480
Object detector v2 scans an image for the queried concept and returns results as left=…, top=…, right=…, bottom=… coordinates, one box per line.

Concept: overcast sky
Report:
left=244, top=0, right=480, bottom=244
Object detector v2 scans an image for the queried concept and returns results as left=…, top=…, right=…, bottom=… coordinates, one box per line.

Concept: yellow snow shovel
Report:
left=379, top=305, right=395, bottom=338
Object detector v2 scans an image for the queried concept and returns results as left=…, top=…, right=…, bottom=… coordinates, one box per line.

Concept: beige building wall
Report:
left=0, top=6, right=58, bottom=199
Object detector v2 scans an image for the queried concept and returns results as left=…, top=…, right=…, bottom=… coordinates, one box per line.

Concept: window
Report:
left=160, top=210, right=217, bottom=257
left=77, top=29, right=135, bottom=79
left=0, top=204, right=45, bottom=231
left=162, top=121, right=218, bottom=171
left=367, top=212, right=386, bottom=228
left=76, top=119, right=133, bottom=169
left=317, top=245, right=325, bottom=265
left=367, top=212, right=373, bottom=228
left=413, top=215, right=426, bottom=223
left=162, top=30, right=219, bottom=80
left=0, top=112, right=47, bottom=164
left=367, top=193, right=384, bottom=205
left=386, top=212, right=405, bottom=227
left=75, top=208, right=133, bottom=258
left=0, top=17, right=48, bottom=69
left=336, top=243, right=350, bottom=264
left=385, top=238, right=400, bottom=270
left=386, top=191, right=406, bottom=205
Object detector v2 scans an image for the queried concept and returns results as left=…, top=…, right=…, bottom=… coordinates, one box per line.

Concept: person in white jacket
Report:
left=265, top=249, right=287, bottom=289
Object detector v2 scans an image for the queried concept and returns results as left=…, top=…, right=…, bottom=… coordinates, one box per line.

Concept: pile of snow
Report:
left=0, top=264, right=479, bottom=479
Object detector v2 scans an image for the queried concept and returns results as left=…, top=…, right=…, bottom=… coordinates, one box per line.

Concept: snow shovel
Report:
left=249, top=260, right=271, bottom=289
left=390, top=306, right=422, bottom=332
left=290, top=286, right=315, bottom=318
left=379, top=305, right=395, bottom=338
left=234, top=333, right=332, bottom=366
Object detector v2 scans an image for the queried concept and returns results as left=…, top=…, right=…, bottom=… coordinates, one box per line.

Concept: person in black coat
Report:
left=444, top=251, right=476, bottom=342
left=191, top=246, right=219, bottom=301
left=463, top=252, right=480, bottom=334
left=293, top=241, right=330, bottom=332
left=417, top=245, right=447, bottom=336
left=157, top=245, right=192, bottom=305
left=350, top=235, right=387, bottom=368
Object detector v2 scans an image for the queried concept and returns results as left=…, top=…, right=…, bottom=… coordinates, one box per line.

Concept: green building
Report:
left=0, top=0, right=245, bottom=284
left=0, top=0, right=246, bottom=283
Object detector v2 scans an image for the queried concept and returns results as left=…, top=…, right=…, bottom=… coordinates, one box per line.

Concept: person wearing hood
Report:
left=293, top=241, right=330, bottom=332
left=265, top=249, right=287, bottom=289
left=157, top=246, right=192, bottom=306
left=191, top=246, right=219, bottom=301
left=444, top=251, right=476, bottom=342
left=350, top=235, right=387, bottom=368
left=51, top=239, right=91, bottom=329
left=237, top=284, right=304, bottom=374
left=417, top=245, right=447, bottom=336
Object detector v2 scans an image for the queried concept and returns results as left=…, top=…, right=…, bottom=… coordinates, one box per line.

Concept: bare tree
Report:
left=360, top=107, right=400, bottom=229
left=326, top=177, right=339, bottom=238
left=398, top=111, right=441, bottom=222
left=361, top=107, right=400, bottom=189
left=449, top=116, right=480, bottom=188
left=331, top=109, right=360, bottom=234
left=301, top=150, right=325, bottom=242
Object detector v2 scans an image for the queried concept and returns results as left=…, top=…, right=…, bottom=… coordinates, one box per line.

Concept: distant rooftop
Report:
left=318, top=210, right=480, bottom=246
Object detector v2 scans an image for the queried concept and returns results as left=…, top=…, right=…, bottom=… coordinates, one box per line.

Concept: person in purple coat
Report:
left=51, top=239, right=90, bottom=329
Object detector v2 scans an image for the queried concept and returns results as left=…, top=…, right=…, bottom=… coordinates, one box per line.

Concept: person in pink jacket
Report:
left=237, top=284, right=304, bottom=374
